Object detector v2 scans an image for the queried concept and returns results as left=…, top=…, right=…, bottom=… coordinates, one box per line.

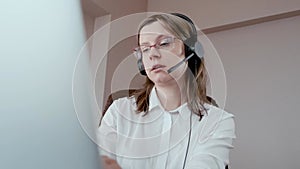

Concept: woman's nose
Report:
left=148, top=47, right=161, bottom=60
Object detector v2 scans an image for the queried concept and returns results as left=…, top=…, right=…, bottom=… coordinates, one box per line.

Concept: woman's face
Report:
left=139, top=21, right=187, bottom=86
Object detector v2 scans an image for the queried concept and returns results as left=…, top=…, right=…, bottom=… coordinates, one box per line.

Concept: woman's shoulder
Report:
left=204, top=103, right=235, bottom=120
left=111, top=96, right=136, bottom=109
left=197, top=104, right=236, bottom=142
left=200, top=104, right=235, bottom=133
left=105, top=96, right=138, bottom=119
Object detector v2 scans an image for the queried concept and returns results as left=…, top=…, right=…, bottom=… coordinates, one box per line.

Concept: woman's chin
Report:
left=149, top=72, right=174, bottom=85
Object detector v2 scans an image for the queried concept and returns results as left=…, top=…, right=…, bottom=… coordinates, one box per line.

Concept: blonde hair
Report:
left=134, top=14, right=210, bottom=120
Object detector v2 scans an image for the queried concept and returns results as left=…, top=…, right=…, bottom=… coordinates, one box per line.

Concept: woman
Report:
left=97, top=13, right=235, bottom=169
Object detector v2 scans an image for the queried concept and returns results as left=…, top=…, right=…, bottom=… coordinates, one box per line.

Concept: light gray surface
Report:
left=0, top=1, right=101, bottom=168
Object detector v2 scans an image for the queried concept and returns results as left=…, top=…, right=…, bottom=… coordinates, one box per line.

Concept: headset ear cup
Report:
left=184, top=42, right=203, bottom=76
left=137, top=58, right=146, bottom=76
left=184, top=44, right=193, bottom=58
left=193, top=41, right=204, bottom=75
left=194, top=41, right=204, bottom=59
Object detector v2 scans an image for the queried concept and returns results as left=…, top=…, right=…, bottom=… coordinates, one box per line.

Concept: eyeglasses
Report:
left=133, top=37, right=179, bottom=59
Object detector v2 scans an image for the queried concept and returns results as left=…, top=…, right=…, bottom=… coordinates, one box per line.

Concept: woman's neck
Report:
left=155, top=81, right=187, bottom=111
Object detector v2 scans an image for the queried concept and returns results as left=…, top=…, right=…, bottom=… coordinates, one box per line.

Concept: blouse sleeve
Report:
left=186, top=112, right=236, bottom=169
left=97, top=101, right=119, bottom=159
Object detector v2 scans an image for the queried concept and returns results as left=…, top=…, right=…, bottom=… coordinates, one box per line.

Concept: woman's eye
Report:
left=159, top=38, right=172, bottom=47
left=141, top=47, right=150, bottom=53
left=159, top=41, right=171, bottom=47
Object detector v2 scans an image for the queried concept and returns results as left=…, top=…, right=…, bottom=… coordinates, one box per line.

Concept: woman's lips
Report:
left=151, top=64, right=166, bottom=72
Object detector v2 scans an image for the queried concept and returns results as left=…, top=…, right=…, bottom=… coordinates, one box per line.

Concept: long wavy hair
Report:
left=134, top=14, right=210, bottom=120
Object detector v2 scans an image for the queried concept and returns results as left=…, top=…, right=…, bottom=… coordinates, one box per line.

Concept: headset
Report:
left=136, top=13, right=204, bottom=77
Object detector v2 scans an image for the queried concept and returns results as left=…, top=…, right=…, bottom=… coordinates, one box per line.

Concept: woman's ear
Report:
left=181, top=42, right=185, bottom=56
left=176, top=41, right=185, bottom=57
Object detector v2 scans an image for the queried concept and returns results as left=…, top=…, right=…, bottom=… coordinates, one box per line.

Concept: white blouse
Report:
left=97, top=88, right=236, bottom=169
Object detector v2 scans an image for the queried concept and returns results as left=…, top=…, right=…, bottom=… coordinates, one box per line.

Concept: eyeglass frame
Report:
left=133, top=36, right=182, bottom=60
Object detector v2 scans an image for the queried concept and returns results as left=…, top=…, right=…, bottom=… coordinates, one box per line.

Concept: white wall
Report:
left=81, top=0, right=148, bottom=114
left=148, top=0, right=300, bottom=29
left=92, top=15, right=111, bottom=118
left=207, top=15, right=300, bottom=169
left=83, top=14, right=95, bottom=39
left=91, top=0, right=148, bottom=107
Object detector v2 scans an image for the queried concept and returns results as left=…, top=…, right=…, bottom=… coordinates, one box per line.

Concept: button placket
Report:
left=155, top=111, right=172, bottom=168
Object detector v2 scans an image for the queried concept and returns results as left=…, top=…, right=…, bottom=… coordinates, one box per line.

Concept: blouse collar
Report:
left=148, top=87, right=191, bottom=120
